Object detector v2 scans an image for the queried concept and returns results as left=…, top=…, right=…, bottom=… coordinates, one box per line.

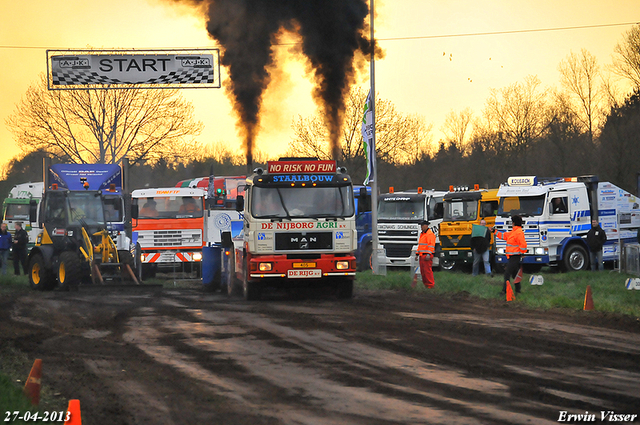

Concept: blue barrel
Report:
left=202, top=245, right=222, bottom=288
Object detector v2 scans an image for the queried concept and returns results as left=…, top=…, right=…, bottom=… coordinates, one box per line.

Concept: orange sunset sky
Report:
left=1, top=0, right=640, bottom=173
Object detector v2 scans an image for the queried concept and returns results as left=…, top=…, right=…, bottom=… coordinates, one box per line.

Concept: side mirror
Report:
left=29, top=200, right=38, bottom=224
left=236, top=195, right=244, bottom=212
left=131, top=204, right=139, bottom=220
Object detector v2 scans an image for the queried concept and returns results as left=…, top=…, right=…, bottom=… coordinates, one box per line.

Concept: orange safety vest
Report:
left=417, top=229, right=436, bottom=256
left=496, top=225, right=527, bottom=257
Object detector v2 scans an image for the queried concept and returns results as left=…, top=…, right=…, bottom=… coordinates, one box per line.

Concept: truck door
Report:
left=547, top=193, right=570, bottom=250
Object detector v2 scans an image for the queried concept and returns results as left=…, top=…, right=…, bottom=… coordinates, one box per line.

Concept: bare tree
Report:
left=441, top=107, right=473, bottom=154
left=482, top=75, right=548, bottom=169
left=287, top=86, right=432, bottom=179
left=6, top=74, right=203, bottom=165
left=558, top=49, right=602, bottom=143
left=613, top=24, right=640, bottom=89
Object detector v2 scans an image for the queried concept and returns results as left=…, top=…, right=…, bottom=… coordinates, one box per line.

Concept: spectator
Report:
left=471, top=219, right=492, bottom=277
left=12, top=222, right=29, bottom=275
left=0, top=223, right=12, bottom=275
left=586, top=218, right=607, bottom=271
left=179, top=197, right=200, bottom=215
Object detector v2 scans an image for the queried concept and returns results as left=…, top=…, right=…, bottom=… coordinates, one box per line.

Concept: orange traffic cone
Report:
left=64, top=399, right=82, bottom=425
left=506, top=280, right=516, bottom=302
left=584, top=285, right=594, bottom=311
left=513, top=266, right=523, bottom=284
left=23, top=359, right=42, bottom=405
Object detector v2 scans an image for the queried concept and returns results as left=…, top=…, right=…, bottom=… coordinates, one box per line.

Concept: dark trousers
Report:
left=13, top=248, right=28, bottom=275
left=503, top=255, right=522, bottom=293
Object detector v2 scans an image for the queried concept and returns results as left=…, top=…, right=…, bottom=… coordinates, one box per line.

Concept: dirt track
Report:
left=2, top=283, right=639, bottom=425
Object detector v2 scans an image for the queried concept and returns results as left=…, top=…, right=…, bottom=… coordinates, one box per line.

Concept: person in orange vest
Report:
left=492, top=214, right=527, bottom=294
left=179, top=197, right=200, bottom=215
left=416, top=220, right=436, bottom=288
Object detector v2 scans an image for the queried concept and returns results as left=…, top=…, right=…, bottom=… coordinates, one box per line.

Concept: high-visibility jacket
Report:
left=496, top=225, right=527, bottom=257
left=417, top=229, right=436, bottom=256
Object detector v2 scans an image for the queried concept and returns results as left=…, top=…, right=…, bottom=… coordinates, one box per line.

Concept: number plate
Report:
left=288, top=269, right=322, bottom=278
left=293, top=262, right=316, bottom=268
left=449, top=250, right=458, bottom=256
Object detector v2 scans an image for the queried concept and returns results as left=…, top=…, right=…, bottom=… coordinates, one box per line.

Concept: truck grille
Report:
left=275, top=232, right=332, bottom=251
left=383, top=244, right=414, bottom=258
left=136, top=229, right=202, bottom=248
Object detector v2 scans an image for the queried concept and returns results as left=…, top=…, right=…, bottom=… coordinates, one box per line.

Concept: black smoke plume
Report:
left=168, top=0, right=373, bottom=167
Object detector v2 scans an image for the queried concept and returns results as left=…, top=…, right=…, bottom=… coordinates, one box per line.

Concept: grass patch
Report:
left=0, top=344, right=67, bottom=424
left=356, top=269, right=640, bottom=318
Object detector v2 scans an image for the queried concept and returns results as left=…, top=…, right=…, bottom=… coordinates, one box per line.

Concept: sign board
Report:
left=507, top=176, right=538, bottom=187
left=47, top=49, right=220, bottom=90
left=266, top=160, right=336, bottom=174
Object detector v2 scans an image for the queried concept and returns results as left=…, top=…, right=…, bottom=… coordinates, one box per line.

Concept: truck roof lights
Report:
left=417, top=187, right=423, bottom=194
left=389, top=187, right=394, bottom=193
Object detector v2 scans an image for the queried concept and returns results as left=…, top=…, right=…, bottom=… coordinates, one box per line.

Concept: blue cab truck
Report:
left=354, top=185, right=373, bottom=271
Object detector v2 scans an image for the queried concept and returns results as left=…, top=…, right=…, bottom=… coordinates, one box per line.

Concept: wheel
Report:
left=336, top=278, right=354, bottom=299
left=29, top=254, right=56, bottom=291
left=242, top=259, right=261, bottom=301
left=118, top=250, right=136, bottom=282
left=563, top=244, right=589, bottom=272
left=440, top=259, right=455, bottom=271
left=58, top=251, right=83, bottom=290
left=226, top=254, right=240, bottom=296
left=359, top=244, right=372, bottom=271
left=141, top=263, right=156, bottom=280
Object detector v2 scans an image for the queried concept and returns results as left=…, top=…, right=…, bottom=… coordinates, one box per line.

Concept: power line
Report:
left=0, top=21, right=638, bottom=50
left=378, top=21, right=640, bottom=42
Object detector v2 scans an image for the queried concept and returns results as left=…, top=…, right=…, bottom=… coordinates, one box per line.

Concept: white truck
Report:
left=494, top=176, right=640, bottom=271
left=2, top=182, right=44, bottom=248
left=377, top=189, right=447, bottom=268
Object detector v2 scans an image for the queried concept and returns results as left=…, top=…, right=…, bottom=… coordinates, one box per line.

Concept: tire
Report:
left=29, top=254, right=56, bottom=291
left=226, top=255, right=239, bottom=296
left=562, top=244, right=589, bottom=272
left=141, top=263, right=156, bottom=280
left=440, top=259, right=456, bottom=271
left=336, top=278, right=354, bottom=299
left=359, top=244, right=372, bottom=271
left=118, top=250, right=136, bottom=282
left=242, top=259, right=261, bottom=301
left=58, top=251, right=83, bottom=290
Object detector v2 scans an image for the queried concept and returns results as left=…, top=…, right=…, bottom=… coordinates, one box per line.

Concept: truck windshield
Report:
left=497, top=195, right=545, bottom=217
left=252, top=186, right=354, bottom=218
left=134, top=196, right=203, bottom=219
left=67, top=192, right=106, bottom=226
left=4, top=203, right=30, bottom=220
left=444, top=200, right=478, bottom=221
left=378, top=199, right=424, bottom=220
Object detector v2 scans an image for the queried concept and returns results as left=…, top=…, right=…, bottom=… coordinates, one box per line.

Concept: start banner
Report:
left=47, top=49, right=220, bottom=90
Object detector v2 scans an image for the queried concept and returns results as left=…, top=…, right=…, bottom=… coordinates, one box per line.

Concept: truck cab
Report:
left=439, top=187, right=499, bottom=270
left=377, top=189, right=446, bottom=268
left=233, top=159, right=357, bottom=300
left=2, top=182, right=44, bottom=249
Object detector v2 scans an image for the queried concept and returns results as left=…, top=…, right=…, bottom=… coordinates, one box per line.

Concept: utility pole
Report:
left=369, top=0, right=380, bottom=274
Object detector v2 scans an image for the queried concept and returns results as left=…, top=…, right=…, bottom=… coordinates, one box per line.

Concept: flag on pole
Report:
left=361, top=90, right=375, bottom=185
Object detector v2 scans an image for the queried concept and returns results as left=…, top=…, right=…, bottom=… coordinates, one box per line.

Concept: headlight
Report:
left=193, top=252, right=203, bottom=261
left=535, top=247, right=547, bottom=255
left=259, top=262, right=272, bottom=271
left=467, top=252, right=473, bottom=257
left=336, top=261, right=350, bottom=270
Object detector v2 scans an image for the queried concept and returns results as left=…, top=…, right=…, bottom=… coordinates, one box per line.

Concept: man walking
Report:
left=0, top=223, right=12, bottom=275
left=492, top=215, right=527, bottom=294
left=416, top=220, right=436, bottom=288
left=586, top=218, right=607, bottom=271
left=471, top=219, right=492, bottom=276
left=12, top=222, right=29, bottom=275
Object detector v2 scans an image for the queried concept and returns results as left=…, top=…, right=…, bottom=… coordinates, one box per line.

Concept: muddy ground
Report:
left=1, top=281, right=639, bottom=425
